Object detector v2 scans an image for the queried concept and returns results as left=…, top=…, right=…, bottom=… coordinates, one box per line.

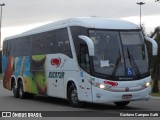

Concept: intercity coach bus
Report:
left=2, top=18, right=158, bottom=107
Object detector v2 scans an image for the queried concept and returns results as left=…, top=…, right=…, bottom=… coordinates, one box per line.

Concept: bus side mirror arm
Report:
left=78, top=35, right=95, bottom=56
left=145, top=36, right=158, bottom=56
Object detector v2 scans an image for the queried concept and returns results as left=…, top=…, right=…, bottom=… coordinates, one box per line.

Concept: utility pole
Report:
left=136, top=2, right=145, bottom=28
left=0, top=3, right=5, bottom=49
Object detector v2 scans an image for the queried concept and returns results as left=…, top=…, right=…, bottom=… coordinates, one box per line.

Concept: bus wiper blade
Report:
left=112, top=53, right=121, bottom=79
left=127, top=48, right=141, bottom=78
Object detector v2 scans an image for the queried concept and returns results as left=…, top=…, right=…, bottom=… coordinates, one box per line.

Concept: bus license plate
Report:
left=122, top=94, right=132, bottom=99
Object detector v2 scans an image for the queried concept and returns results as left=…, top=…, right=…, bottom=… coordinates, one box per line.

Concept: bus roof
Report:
left=4, top=17, right=140, bottom=40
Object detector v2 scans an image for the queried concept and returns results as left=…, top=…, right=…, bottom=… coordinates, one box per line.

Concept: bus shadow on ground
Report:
left=30, top=95, right=147, bottom=111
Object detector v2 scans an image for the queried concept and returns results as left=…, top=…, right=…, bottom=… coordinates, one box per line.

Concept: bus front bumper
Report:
left=92, top=86, right=151, bottom=104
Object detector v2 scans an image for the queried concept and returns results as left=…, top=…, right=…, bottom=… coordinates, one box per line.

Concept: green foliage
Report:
left=150, top=26, right=160, bottom=93
left=151, top=80, right=160, bottom=96
left=151, top=93, right=160, bottom=97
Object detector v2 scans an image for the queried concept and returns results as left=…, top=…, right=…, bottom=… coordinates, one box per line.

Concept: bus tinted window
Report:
left=31, top=34, right=45, bottom=55
left=3, top=27, right=72, bottom=57
left=2, top=41, right=7, bottom=56
left=56, top=28, right=72, bottom=57
left=14, top=38, right=23, bottom=56
left=44, top=31, right=56, bottom=54
left=22, top=37, right=32, bottom=56
left=10, top=40, right=16, bottom=56
left=6, top=41, right=11, bottom=56
left=70, top=26, right=88, bottom=61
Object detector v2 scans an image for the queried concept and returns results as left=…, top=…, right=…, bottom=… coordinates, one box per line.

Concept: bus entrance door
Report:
left=80, top=71, right=93, bottom=102
left=80, top=44, right=93, bottom=102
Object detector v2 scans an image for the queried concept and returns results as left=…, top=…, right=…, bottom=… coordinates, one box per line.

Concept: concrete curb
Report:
left=151, top=96, right=160, bottom=100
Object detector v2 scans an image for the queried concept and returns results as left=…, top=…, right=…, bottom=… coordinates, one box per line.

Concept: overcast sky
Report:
left=1, top=0, right=160, bottom=40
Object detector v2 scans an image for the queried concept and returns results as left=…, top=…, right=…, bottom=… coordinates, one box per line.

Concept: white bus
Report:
left=2, top=18, right=158, bottom=107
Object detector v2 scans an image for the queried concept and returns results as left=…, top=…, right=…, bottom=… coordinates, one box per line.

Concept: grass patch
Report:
left=151, top=80, right=160, bottom=97
left=0, top=74, right=2, bottom=80
left=151, top=93, right=160, bottom=97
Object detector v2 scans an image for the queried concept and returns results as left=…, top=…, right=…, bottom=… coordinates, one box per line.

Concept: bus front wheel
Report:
left=68, top=84, right=83, bottom=108
left=114, top=101, right=130, bottom=107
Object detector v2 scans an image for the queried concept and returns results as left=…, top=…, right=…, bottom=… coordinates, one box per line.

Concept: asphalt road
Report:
left=0, top=80, right=160, bottom=120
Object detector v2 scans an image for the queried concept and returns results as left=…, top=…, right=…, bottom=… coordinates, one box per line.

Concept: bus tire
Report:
left=68, top=84, right=83, bottom=108
left=114, top=101, right=130, bottom=107
left=26, top=93, right=34, bottom=99
left=12, top=82, right=19, bottom=98
left=18, top=81, right=27, bottom=99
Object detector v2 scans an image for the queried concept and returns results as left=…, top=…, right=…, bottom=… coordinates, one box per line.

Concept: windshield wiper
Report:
left=112, top=51, right=121, bottom=79
left=127, top=48, right=141, bottom=78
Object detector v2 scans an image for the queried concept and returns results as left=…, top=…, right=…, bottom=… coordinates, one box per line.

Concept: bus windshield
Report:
left=89, top=30, right=149, bottom=78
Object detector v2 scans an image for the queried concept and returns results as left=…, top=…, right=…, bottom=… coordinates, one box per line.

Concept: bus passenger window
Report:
left=56, top=28, right=72, bottom=58
left=3, top=41, right=7, bottom=56
left=14, top=39, right=23, bottom=56
left=22, top=37, right=31, bottom=56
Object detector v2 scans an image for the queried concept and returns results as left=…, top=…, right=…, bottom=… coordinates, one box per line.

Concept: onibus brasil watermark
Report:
left=1, top=111, right=160, bottom=117
left=1, top=112, right=42, bottom=118
left=120, top=112, right=159, bottom=117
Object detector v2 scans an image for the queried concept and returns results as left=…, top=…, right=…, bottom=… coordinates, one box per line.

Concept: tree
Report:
left=150, top=26, right=160, bottom=93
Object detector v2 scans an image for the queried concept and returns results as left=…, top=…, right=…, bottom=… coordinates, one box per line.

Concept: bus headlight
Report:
left=145, top=82, right=151, bottom=87
left=90, top=80, right=106, bottom=89
left=99, top=84, right=106, bottom=89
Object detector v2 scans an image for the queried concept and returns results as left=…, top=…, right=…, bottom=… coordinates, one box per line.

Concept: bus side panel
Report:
left=21, top=55, right=47, bottom=95
left=2, top=56, right=14, bottom=90
left=30, top=55, right=47, bottom=95
left=14, top=56, right=36, bottom=95
left=15, top=55, right=47, bottom=95
left=13, top=56, right=31, bottom=94
left=3, top=55, right=48, bottom=95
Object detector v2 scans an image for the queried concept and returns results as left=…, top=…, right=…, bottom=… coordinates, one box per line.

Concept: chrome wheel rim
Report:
left=13, top=85, right=16, bottom=93
left=71, top=89, right=78, bottom=104
left=19, top=87, right=23, bottom=97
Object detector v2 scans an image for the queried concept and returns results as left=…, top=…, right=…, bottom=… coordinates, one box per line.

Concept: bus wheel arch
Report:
left=67, top=81, right=83, bottom=107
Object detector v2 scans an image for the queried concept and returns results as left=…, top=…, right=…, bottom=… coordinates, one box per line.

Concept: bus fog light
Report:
left=145, top=82, right=150, bottom=87
left=99, top=84, right=105, bottom=89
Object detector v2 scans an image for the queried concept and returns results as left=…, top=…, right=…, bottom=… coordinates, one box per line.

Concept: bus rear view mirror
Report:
left=79, top=35, right=95, bottom=56
left=145, top=36, right=158, bottom=56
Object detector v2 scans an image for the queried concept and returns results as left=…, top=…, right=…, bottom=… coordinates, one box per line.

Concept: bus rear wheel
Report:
left=12, top=82, right=19, bottom=98
left=68, top=84, right=83, bottom=108
left=114, top=101, right=130, bottom=107
left=18, top=81, right=27, bottom=99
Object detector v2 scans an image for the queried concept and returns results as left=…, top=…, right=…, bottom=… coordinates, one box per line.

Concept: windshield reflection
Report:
left=89, top=30, right=149, bottom=77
